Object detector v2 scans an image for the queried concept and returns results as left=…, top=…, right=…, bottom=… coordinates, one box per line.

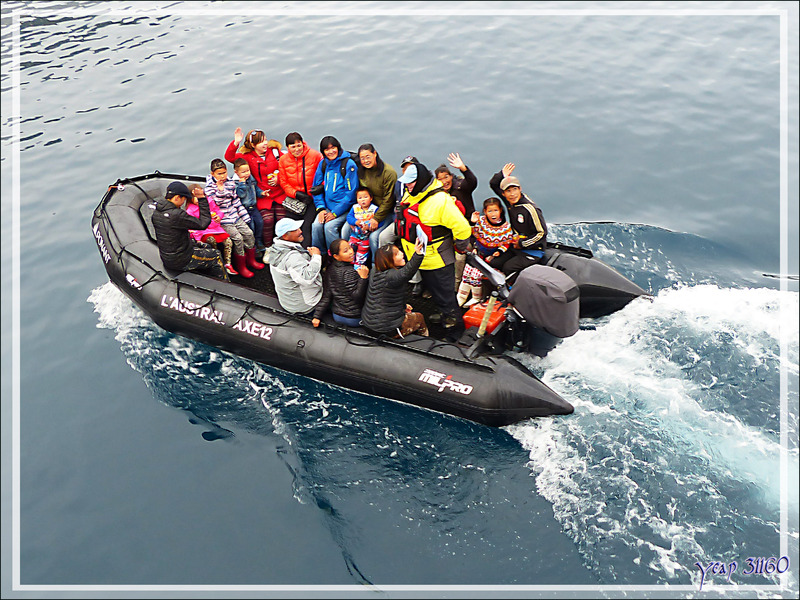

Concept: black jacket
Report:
left=448, top=166, right=478, bottom=216
left=360, top=252, right=424, bottom=333
left=313, top=260, right=369, bottom=321
left=489, top=170, right=547, bottom=252
left=152, top=196, right=211, bottom=270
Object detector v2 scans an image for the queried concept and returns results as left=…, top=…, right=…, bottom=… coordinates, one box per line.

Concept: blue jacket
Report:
left=312, top=151, right=358, bottom=218
left=235, top=175, right=263, bottom=210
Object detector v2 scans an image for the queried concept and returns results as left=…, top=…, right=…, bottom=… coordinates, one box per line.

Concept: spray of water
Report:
left=507, top=284, right=798, bottom=585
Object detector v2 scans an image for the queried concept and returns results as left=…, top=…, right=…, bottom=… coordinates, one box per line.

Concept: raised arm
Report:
left=489, top=162, right=515, bottom=198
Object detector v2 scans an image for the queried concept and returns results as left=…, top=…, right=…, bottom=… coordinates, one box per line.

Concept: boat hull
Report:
left=92, top=173, right=574, bottom=427
left=543, top=245, right=647, bottom=318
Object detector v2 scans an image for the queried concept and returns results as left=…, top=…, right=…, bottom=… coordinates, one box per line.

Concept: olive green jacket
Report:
left=359, top=163, right=398, bottom=223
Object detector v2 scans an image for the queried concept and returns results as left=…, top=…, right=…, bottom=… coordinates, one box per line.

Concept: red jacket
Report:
left=224, top=140, right=287, bottom=210
left=279, top=142, right=323, bottom=200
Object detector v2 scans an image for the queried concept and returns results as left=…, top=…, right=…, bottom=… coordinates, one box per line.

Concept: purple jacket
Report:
left=205, top=174, right=250, bottom=225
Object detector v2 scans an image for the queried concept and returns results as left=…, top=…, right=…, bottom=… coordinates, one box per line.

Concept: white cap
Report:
left=275, top=218, right=304, bottom=238
left=398, top=164, right=418, bottom=184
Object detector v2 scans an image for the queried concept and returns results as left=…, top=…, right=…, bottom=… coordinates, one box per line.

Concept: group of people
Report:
left=151, top=128, right=549, bottom=339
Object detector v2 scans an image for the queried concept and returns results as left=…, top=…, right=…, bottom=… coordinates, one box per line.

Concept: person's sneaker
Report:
left=463, top=297, right=480, bottom=308
left=443, top=315, right=458, bottom=329
left=262, top=247, right=270, bottom=264
left=428, top=313, right=442, bottom=324
left=225, top=263, right=238, bottom=276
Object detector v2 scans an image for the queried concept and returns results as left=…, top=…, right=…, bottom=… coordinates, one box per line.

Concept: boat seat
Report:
left=139, top=200, right=159, bottom=243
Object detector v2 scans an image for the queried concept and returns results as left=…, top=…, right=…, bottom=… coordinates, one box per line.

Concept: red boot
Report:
left=232, top=252, right=254, bottom=278
left=245, top=247, right=264, bottom=270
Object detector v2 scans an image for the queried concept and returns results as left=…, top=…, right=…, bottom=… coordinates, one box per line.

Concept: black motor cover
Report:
left=507, top=265, right=580, bottom=338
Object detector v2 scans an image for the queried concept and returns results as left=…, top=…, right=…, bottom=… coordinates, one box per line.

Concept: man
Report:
left=151, top=180, right=228, bottom=280
left=268, top=217, right=323, bottom=315
left=278, top=131, right=323, bottom=249
left=489, top=163, right=548, bottom=281
left=396, top=157, right=472, bottom=330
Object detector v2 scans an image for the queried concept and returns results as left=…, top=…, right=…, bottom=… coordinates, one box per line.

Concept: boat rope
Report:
left=175, top=280, right=217, bottom=312
left=125, top=179, right=156, bottom=203
left=340, top=326, right=494, bottom=368
left=98, top=211, right=162, bottom=289
left=232, top=300, right=295, bottom=329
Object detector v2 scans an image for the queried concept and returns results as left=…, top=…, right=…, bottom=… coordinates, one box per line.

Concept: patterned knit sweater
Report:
left=472, top=215, right=516, bottom=256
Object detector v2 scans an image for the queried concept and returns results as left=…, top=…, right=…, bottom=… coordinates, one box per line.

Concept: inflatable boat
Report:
left=91, top=172, right=646, bottom=427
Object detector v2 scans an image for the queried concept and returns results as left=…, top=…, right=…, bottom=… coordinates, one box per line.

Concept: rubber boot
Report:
left=464, top=285, right=483, bottom=308
left=456, top=281, right=471, bottom=307
left=223, top=240, right=237, bottom=275
left=232, top=252, right=254, bottom=278
left=245, top=246, right=264, bottom=270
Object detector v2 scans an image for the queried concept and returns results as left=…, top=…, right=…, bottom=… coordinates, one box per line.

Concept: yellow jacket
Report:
left=399, top=180, right=472, bottom=270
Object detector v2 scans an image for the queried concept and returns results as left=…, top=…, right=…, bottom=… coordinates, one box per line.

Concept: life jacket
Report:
left=395, top=187, right=450, bottom=243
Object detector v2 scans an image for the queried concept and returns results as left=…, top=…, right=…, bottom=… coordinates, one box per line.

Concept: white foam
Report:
left=87, top=282, right=328, bottom=506
left=88, top=282, right=295, bottom=436
left=88, top=281, right=151, bottom=332
left=507, top=284, right=798, bottom=583
left=542, top=286, right=796, bottom=486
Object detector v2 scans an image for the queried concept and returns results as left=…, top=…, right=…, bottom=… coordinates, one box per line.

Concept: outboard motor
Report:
left=503, top=306, right=529, bottom=351
left=461, top=255, right=579, bottom=357
left=507, top=265, right=580, bottom=355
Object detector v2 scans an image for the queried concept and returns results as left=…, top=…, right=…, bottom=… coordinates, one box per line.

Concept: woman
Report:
left=278, top=132, right=323, bottom=249
left=311, top=239, right=370, bottom=328
left=310, top=136, right=359, bottom=253
left=360, top=239, right=428, bottom=338
left=434, top=152, right=478, bottom=216
left=340, top=143, right=398, bottom=259
left=224, top=127, right=287, bottom=251
left=435, top=152, right=478, bottom=286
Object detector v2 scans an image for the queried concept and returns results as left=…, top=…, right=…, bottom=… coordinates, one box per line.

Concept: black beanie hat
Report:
left=165, top=181, right=191, bottom=199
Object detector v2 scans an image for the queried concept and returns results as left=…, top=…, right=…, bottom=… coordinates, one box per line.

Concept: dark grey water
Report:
left=2, top=1, right=798, bottom=598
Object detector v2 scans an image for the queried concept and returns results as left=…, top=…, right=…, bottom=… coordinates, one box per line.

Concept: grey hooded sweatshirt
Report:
left=269, top=239, right=323, bottom=314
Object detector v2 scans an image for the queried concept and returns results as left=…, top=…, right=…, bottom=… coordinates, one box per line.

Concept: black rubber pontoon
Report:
left=92, top=172, right=575, bottom=427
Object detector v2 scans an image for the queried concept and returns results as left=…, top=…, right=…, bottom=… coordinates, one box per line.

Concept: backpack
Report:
left=395, top=187, right=450, bottom=244
left=312, top=154, right=357, bottom=198
left=319, top=153, right=357, bottom=180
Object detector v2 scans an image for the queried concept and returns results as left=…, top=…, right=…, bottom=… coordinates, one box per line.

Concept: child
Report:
left=186, top=184, right=237, bottom=276
left=346, top=187, right=379, bottom=267
left=204, top=157, right=263, bottom=278
left=458, top=197, right=517, bottom=307
left=233, top=158, right=266, bottom=253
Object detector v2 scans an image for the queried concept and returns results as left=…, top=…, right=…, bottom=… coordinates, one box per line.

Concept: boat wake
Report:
left=507, top=283, right=799, bottom=588
left=89, top=281, right=380, bottom=583
left=88, top=223, right=798, bottom=589
left=88, top=280, right=595, bottom=584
